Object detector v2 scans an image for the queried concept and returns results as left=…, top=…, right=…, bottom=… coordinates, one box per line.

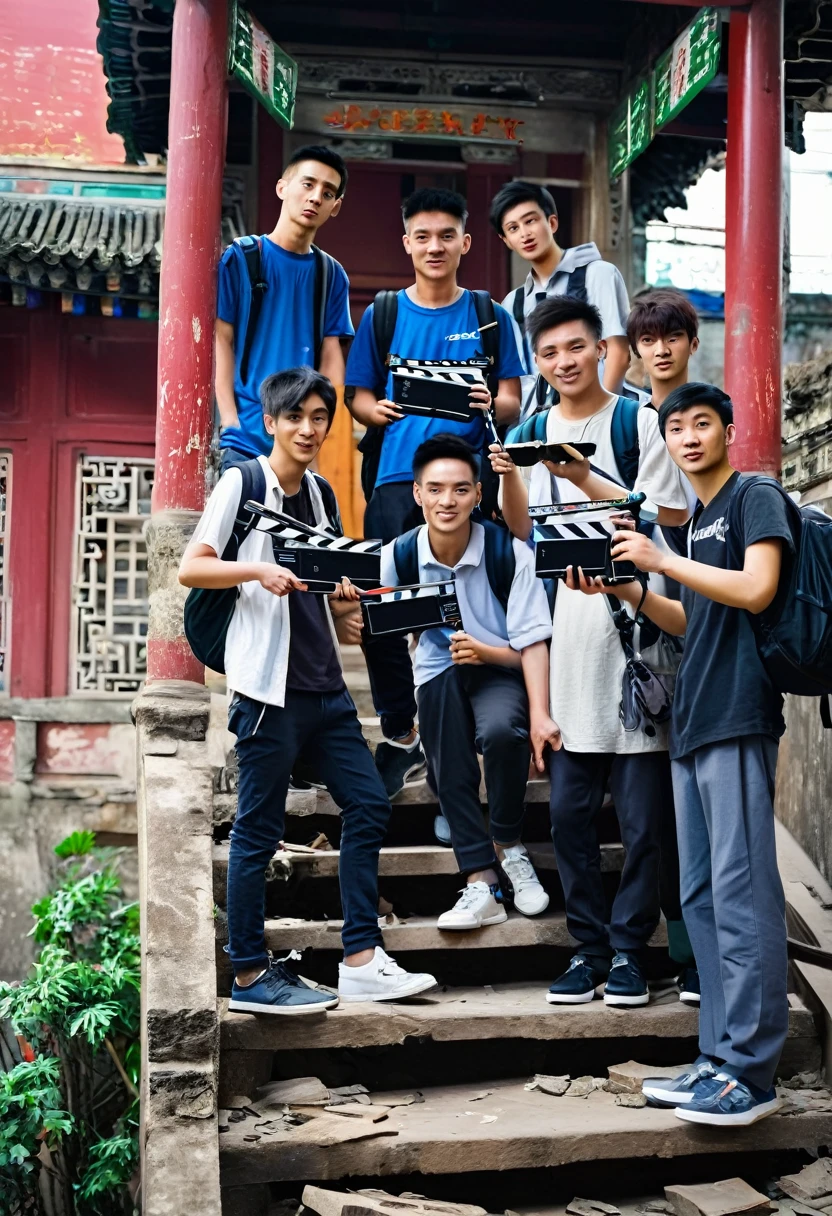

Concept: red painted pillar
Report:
left=723, top=0, right=784, bottom=475
left=147, top=0, right=228, bottom=683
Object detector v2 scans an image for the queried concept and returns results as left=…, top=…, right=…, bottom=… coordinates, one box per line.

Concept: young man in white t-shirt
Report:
left=492, top=296, right=689, bottom=1007
left=179, top=367, right=436, bottom=1013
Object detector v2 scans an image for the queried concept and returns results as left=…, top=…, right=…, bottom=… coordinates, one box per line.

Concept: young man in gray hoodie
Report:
left=491, top=181, right=630, bottom=421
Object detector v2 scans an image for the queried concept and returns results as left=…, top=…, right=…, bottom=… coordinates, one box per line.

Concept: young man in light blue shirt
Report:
left=346, top=188, right=523, bottom=803
left=379, top=434, right=553, bottom=928
left=215, top=145, right=354, bottom=465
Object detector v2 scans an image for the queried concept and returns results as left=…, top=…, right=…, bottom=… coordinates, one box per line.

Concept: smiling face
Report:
left=276, top=159, right=343, bottom=231
left=403, top=211, right=471, bottom=283
left=663, top=404, right=735, bottom=476
left=636, top=328, right=698, bottom=385
left=413, top=457, right=480, bottom=535
left=534, top=319, right=606, bottom=400
left=264, top=392, right=332, bottom=466
left=499, top=199, right=558, bottom=261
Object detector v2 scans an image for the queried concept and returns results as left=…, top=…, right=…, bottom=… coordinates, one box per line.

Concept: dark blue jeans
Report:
left=227, top=688, right=390, bottom=971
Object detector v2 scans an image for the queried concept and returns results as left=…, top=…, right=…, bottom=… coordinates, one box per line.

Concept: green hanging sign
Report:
left=654, top=7, right=721, bottom=131
left=609, top=6, right=721, bottom=179
left=228, top=2, right=297, bottom=130
left=608, top=78, right=652, bottom=182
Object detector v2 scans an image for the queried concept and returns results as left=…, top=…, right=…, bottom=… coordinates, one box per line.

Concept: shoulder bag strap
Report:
left=238, top=237, right=267, bottom=385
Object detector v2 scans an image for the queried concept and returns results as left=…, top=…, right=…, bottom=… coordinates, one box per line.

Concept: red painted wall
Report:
left=0, top=721, right=15, bottom=783
left=0, top=0, right=126, bottom=165
left=0, top=301, right=157, bottom=698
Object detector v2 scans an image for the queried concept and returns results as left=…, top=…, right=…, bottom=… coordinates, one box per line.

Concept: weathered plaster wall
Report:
left=0, top=704, right=137, bottom=981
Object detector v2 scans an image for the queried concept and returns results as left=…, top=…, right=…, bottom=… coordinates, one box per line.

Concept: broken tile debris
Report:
left=615, top=1093, right=648, bottom=1108
left=255, top=1076, right=330, bottom=1107
left=526, top=1074, right=571, bottom=1096
left=567, top=1199, right=621, bottom=1216
left=779, top=1159, right=832, bottom=1206
left=302, top=1185, right=487, bottom=1216
left=607, top=1061, right=687, bottom=1095
left=665, top=1179, right=772, bottom=1216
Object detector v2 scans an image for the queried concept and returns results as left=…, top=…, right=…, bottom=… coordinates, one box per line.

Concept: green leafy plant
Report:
left=0, top=834, right=140, bottom=1215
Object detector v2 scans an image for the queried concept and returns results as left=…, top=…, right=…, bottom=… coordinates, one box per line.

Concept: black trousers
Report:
left=417, top=665, right=530, bottom=874
left=548, top=747, right=671, bottom=963
left=362, top=481, right=424, bottom=739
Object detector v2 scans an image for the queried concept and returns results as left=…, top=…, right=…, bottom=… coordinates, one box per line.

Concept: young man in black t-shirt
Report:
left=574, top=382, right=793, bottom=1127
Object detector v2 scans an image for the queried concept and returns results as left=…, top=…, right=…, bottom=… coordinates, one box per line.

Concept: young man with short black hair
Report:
left=587, top=382, right=792, bottom=1126
left=491, top=296, right=689, bottom=1008
left=179, top=367, right=436, bottom=1012
left=627, top=288, right=700, bottom=411
left=380, top=434, right=553, bottom=926
left=346, top=187, right=524, bottom=803
left=216, top=145, right=353, bottom=465
left=490, top=180, right=630, bottom=416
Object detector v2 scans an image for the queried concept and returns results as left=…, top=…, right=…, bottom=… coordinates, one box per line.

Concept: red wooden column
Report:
left=723, top=0, right=785, bottom=475
left=147, top=0, right=228, bottom=683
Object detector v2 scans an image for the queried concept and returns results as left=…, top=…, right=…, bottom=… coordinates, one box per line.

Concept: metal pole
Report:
left=723, top=0, right=785, bottom=476
left=147, top=0, right=228, bottom=683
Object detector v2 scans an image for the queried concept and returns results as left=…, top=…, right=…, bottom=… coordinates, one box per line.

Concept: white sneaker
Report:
left=437, top=881, right=508, bottom=931
left=338, top=947, right=437, bottom=1003
left=499, top=846, right=549, bottom=916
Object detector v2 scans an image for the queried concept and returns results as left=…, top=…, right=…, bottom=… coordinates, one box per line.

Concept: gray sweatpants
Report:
left=671, top=734, right=789, bottom=1090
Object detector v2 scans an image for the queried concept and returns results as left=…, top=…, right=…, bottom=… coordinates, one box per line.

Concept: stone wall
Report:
left=0, top=699, right=137, bottom=980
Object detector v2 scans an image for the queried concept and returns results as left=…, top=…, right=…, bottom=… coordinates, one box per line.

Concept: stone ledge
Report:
left=134, top=680, right=211, bottom=741
left=148, top=1007, right=219, bottom=1064
left=0, top=696, right=134, bottom=723
left=218, top=1074, right=832, bottom=1186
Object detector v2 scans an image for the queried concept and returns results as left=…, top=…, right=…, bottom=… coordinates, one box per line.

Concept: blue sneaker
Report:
left=676, top=1073, right=783, bottom=1126
left=642, top=1060, right=719, bottom=1107
left=229, top=951, right=338, bottom=1016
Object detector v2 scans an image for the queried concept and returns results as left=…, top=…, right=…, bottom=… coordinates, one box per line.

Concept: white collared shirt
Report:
left=190, top=456, right=341, bottom=706
left=379, top=521, right=552, bottom=688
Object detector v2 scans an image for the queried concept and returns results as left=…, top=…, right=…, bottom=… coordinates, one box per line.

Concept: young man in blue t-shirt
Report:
left=584, top=383, right=793, bottom=1127
left=345, top=187, right=523, bottom=803
left=215, top=145, right=354, bottom=464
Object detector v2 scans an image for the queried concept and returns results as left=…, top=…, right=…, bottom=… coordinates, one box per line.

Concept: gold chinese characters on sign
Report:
left=323, top=104, right=525, bottom=142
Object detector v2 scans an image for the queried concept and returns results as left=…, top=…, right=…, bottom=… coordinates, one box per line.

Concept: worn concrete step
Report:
left=219, top=981, right=814, bottom=1055
left=255, top=909, right=667, bottom=955
left=218, top=1072, right=832, bottom=1187
left=214, top=777, right=551, bottom=825
left=211, top=841, right=625, bottom=885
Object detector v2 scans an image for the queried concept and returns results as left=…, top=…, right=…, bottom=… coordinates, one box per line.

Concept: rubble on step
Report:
left=568, top=1200, right=621, bottom=1216
left=606, top=1061, right=688, bottom=1094
left=665, top=1179, right=772, bottom=1216
left=302, top=1185, right=488, bottom=1216
left=778, top=1158, right=832, bottom=1207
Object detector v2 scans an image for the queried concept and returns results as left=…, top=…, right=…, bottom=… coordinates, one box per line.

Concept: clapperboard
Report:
left=390, top=356, right=490, bottom=423
left=532, top=517, right=636, bottom=584
left=361, top=581, right=462, bottom=639
left=244, top=501, right=382, bottom=592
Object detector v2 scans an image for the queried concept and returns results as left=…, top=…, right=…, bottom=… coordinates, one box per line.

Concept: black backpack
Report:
left=357, top=289, right=503, bottom=518
left=724, top=475, right=832, bottom=724
left=235, top=236, right=335, bottom=382
left=512, top=261, right=588, bottom=415
left=392, top=519, right=516, bottom=611
left=505, top=393, right=641, bottom=491
left=183, top=460, right=341, bottom=673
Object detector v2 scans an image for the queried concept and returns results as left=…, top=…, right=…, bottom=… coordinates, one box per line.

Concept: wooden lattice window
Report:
left=71, top=455, right=154, bottom=696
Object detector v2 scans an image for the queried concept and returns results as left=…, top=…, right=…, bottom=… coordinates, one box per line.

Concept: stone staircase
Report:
left=135, top=671, right=832, bottom=1216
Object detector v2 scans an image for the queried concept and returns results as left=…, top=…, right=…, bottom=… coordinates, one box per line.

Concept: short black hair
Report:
left=260, top=367, right=337, bottom=429
left=413, top=434, right=479, bottom=482
left=527, top=295, right=603, bottom=351
left=627, top=288, right=699, bottom=351
left=402, top=187, right=468, bottom=229
left=658, top=382, right=733, bottom=437
left=283, top=144, right=348, bottom=198
left=489, top=180, right=557, bottom=235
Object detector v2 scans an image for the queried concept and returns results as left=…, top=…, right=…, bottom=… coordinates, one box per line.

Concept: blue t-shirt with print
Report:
left=217, top=238, right=353, bottom=457
left=345, top=290, right=523, bottom=488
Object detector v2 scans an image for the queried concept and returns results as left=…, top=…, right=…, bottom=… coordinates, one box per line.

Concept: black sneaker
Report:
left=546, top=954, right=609, bottom=1005
left=678, top=966, right=701, bottom=1006
left=229, top=951, right=338, bottom=1016
left=374, top=736, right=427, bottom=799
left=604, top=951, right=649, bottom=1007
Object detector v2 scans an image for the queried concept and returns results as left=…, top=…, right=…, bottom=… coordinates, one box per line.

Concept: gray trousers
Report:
left=417, top=664, right=530, bottom=875
left=672, top=734, right=788, bottom=1090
